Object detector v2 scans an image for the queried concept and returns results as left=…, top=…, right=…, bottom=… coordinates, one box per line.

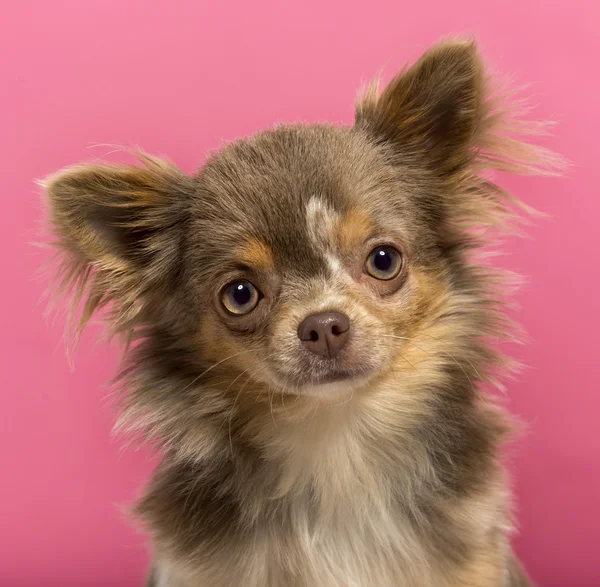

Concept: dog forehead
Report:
left=193, top=182, right=332, bottom=276
left=196, top=136, right=330, bottom=267
left=206, top=195, right=375, bottom=284
left=193, top=124, right=392, bottom=274
left=242, top=197, right=336, bottom=276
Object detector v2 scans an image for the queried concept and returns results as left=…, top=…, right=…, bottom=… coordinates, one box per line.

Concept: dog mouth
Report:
left=271, top=363, right=373, bottom=392
left=267, top=339, right=385, bottom=394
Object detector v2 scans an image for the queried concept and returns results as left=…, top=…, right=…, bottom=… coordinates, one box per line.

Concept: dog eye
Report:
left=221, top=281, right=261, bottom=315
left=365, top=246, right=402, bottom=280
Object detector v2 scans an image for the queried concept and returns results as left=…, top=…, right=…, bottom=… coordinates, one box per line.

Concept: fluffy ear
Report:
left=355, top=39, right=486, bottom=176
left=43, top=154, right=193, bottom=335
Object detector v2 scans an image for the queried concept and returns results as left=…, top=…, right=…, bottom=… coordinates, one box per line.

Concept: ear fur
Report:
left=43, top=153, right=193, bottom=338
left=356, top=40, right=487, bottom=176
left=355, top=38, right=563, bottom=180
left=356, top=38, right=565, bottom=235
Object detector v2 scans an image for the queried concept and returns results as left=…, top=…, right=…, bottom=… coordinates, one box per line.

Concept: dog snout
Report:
left=297, top=311, right=350, bottom=358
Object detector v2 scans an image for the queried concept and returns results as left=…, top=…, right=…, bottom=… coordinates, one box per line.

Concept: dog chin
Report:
left=291, top=372, right=372, bottom=398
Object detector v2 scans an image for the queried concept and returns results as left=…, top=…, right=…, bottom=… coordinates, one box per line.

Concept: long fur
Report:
left=43, top=39, right=563, bottom=586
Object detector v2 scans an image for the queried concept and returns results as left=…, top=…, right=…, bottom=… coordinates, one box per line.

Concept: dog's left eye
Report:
left=365, top=246, right=403, bottom=280
left=221, top=281, right=261, bottom=315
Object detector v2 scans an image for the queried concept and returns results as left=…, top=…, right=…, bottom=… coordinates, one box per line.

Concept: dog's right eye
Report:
left=221, top=281, right=261, bottom=315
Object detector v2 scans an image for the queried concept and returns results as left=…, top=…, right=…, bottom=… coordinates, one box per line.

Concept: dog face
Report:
left=44, top=40, right=557, bottom=446
left=187, top=124, right=448, bottom=396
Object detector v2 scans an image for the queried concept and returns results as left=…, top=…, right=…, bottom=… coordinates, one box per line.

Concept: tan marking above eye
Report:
left=337, top=207, right=373, bottom=252
left=235, top=238, right=274, bottom=270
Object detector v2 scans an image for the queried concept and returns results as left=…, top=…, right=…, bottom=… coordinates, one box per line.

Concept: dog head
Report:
left=44, top=40, right=559, bottom=453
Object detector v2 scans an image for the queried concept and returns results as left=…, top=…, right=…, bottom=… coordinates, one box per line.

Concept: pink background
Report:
left=2, top=1, right=599, bottom=586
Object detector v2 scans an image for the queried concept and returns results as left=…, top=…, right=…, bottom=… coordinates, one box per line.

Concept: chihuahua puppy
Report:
left=43, top=39, right=559, bottom=586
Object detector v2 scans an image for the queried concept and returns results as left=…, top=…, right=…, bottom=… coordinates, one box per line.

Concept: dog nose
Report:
left=297, top=311, right=350, bottom=358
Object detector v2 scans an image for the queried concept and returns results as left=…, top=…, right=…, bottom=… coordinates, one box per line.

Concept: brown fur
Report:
left=235, top=238, right=275, bottom=270
left=337, top=207, right=373, bottom=252
left=42, top=38, right=562, bottom=586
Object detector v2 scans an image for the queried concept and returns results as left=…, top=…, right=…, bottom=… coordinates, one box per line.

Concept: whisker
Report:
left=179, top=351, right=246, bottom=395
left=395, top=351, right=421, bottom=374
left=222, top=353, right=278, bottom=456
left=331, top=387, right=355, bottom=408
left=414, top=331, right=483, bottom=380
left=307, top=396, right=321, bottom=427
left=383, top=334, right=475, bottom=387
left=227, top=374, right=252, bottom=457
left=268, top=385, right=277, bottom=427
left=213, top=362, right=271, bottom=441
left=280, top=384, right=287, bottom=409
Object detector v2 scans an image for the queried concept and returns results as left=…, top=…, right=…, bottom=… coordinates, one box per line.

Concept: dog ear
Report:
left=43, top=154, right=193, bottom=334
left=355, top=39, right=485, bottom=177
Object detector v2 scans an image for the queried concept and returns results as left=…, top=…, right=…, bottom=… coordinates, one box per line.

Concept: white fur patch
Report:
left=305, top=197, right=351, bottom=281
left=305, top=197, right=336, bottom=244
left=325, top=253, right=342, bottom=273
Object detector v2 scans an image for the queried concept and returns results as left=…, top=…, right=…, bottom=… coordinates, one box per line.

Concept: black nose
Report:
left=297, top=311, right=351, bottom=358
